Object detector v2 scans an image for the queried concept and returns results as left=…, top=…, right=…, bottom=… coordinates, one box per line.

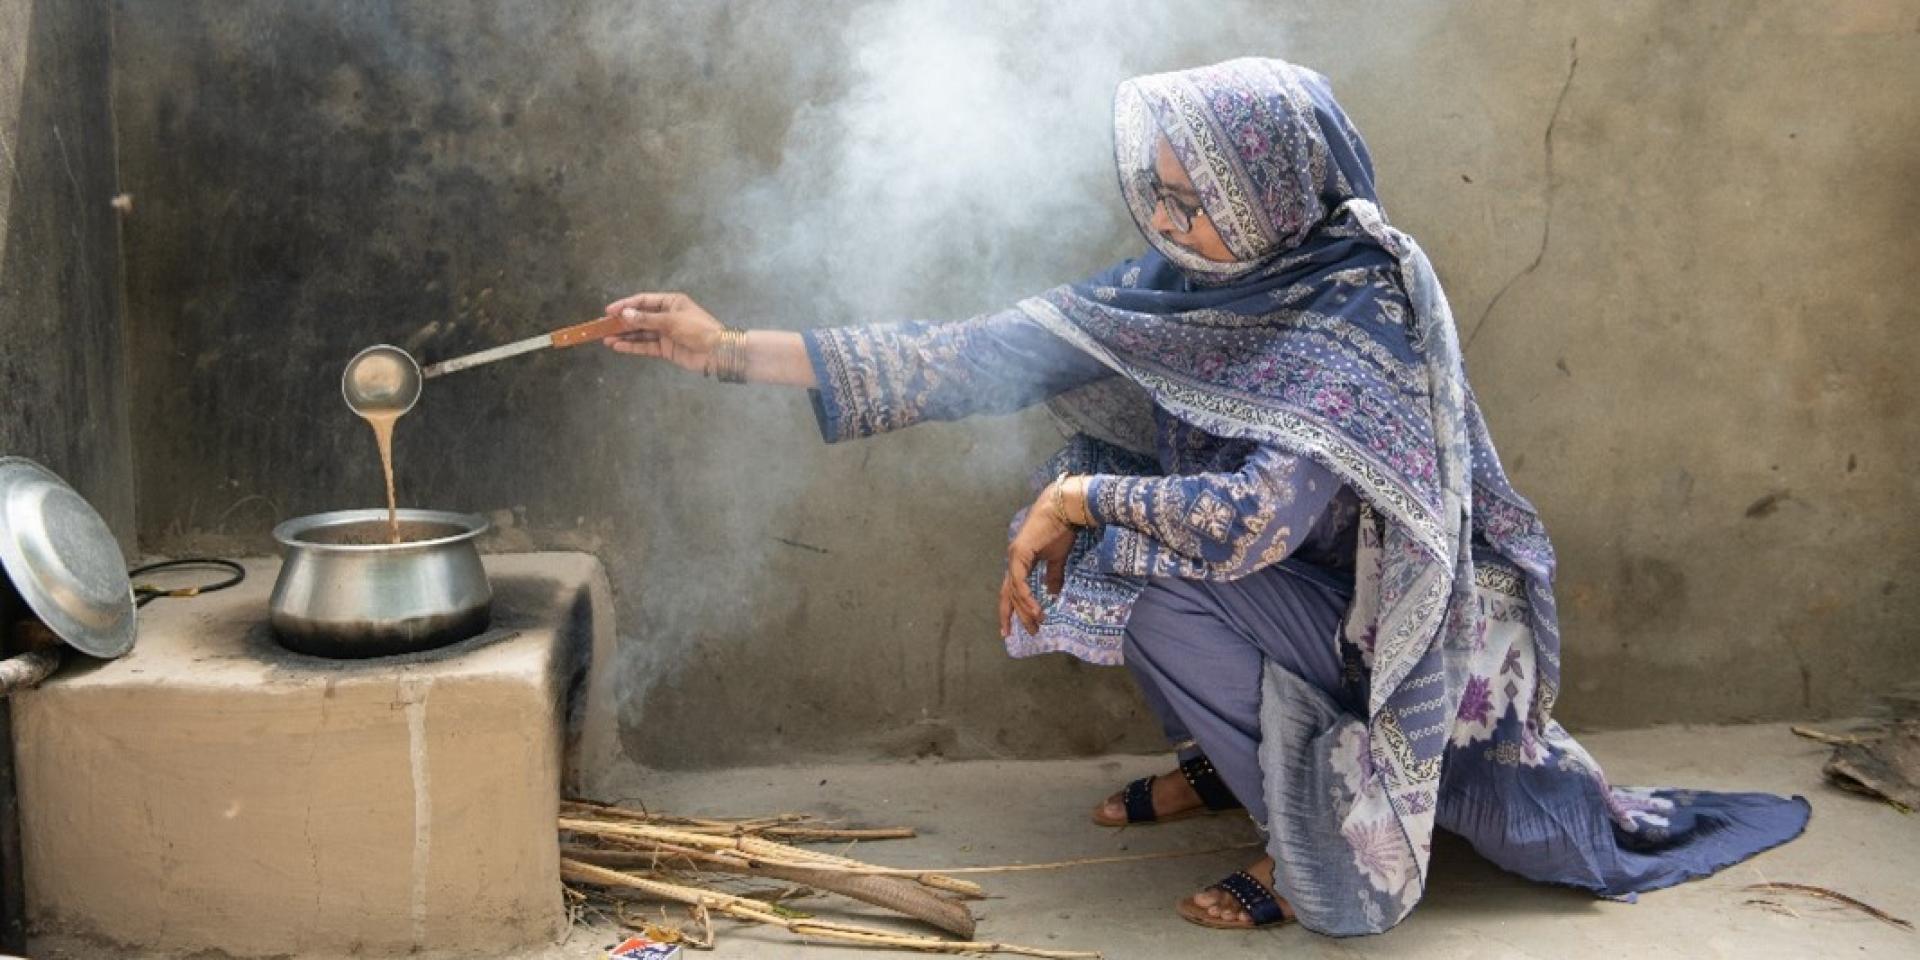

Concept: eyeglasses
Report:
left=1139, top=170, right=1205, bottom=233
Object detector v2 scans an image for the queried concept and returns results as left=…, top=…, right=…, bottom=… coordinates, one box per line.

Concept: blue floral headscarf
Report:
left=1013, top=58, right=1562, bottom=933
left=1115, top=57, right=1379, bottom=278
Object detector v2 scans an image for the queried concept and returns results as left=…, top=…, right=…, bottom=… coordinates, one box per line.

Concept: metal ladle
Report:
left=340, top=315, right=629, bottom=416
left=341, top=344, right=423, bottom=418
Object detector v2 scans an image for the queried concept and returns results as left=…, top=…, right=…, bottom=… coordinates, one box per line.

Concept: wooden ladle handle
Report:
left=550, top=315, right=631, bottom=349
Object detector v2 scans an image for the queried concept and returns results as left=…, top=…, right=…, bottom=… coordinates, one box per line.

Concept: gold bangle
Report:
left=1051, top=472, right=1087, bottom=528
left=712, top=328, right=748, bottom=383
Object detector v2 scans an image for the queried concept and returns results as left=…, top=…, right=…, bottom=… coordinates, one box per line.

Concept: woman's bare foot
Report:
left=1091, top=766, right=1204, bottom=825
left=1178, top=857, right=1292, bottom=929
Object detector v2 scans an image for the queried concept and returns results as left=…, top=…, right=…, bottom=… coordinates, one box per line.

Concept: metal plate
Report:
left=0, top=457, right=136, bottom=658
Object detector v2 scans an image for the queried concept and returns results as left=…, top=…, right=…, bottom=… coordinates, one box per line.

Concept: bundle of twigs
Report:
left=558, top=800, right=1102, bottom=958
left=561, top=799, right=1255, bottom=956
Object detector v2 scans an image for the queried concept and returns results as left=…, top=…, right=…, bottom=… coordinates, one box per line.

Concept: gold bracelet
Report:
left=711, top=328, right=748, bottom=383
left=1050, top=472, right=1089, bottom=528
left=1049, top=472, right=1071, bottom=526
left=731, top=329, right=750, bottom=383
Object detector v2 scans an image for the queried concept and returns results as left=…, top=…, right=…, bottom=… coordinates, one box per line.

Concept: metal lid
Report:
left=0, top=457, right=136, bottom=658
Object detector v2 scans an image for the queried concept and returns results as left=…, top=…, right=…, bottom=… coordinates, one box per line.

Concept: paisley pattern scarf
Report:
left=1005, top=58, right=1803, bottom=935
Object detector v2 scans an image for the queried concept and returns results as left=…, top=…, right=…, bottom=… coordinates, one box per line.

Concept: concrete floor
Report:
left=552, top=722, right=1915, bottom=960
left=30, top=720, right=1908, bottom=959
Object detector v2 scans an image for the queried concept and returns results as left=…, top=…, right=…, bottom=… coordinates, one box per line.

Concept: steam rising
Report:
left=665, top=0, right=1270, bottom=319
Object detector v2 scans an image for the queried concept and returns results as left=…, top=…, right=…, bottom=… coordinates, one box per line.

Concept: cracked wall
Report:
left=110, top=0, right=1920, bottom=766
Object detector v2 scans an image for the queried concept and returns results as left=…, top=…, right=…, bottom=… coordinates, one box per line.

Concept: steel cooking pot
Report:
left=269, top=508, right=491, bottom=658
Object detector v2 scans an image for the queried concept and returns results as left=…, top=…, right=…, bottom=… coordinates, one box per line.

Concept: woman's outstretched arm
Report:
left=600, top=290, right=1113, bottom=440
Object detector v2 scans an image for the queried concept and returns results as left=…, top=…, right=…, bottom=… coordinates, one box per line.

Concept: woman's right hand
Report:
left=601, top=292, right=724, bottom=375
left=999, top=491, right=1081, bottom=637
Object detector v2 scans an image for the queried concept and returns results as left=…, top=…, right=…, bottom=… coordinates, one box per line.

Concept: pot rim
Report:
left=272, top=508, right=491, bottom=554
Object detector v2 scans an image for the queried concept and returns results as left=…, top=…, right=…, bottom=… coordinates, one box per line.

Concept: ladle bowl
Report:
left=341, top=344, right=423, bottom=418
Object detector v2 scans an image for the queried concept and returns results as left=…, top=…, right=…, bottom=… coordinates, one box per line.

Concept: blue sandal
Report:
left=1091, top=754, right=1244, bottom=826
left=1178, top=869, right=1294, bottom=929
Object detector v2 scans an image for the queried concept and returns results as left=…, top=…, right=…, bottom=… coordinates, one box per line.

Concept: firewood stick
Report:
left=561, top=859, right=1099, bottom=959
left=760, top=825, right=921, bottom=841
left=1743, top=882, right=1913, bottom=931
left=560, top=817, right=985, bottom=897
left=562, top=843, right=977, bottom=938
left=563, top=800, right=918, bottom=840
left=0, top=649, right=61, bottom=694
left=601, top=832, right=992, bottom=902
left=563, top=800, right=799, bottom=829
left=1789, top=725, right=1871, bottom=746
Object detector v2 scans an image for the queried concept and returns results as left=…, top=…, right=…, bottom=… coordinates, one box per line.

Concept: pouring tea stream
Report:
left=340, top=345, right=420, bottom=543
left=339, top=316, right=629, bottom=542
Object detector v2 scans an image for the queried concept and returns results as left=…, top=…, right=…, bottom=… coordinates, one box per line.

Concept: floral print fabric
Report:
left=803, top=311, right=1110, bottom=443
left=1085, top=445, right=1341, bottom=580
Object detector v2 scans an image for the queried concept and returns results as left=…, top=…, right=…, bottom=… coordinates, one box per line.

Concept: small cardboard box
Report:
left=608, top=935, right=682, bottom=960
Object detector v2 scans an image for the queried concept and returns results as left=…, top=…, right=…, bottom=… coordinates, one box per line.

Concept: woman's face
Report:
left=1150, top=135, right=1234, bottom=263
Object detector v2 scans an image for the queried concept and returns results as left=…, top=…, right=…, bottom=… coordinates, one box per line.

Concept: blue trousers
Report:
left=1122, top=560, right=1355, bottom=824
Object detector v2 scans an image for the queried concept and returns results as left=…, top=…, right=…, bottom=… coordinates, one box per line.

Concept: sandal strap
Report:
left=1121, top=775, right=1158, bottom=823
left=1179, top=754, right=1243, bottom=812
left=1214, top=870, right=1290, bottom=927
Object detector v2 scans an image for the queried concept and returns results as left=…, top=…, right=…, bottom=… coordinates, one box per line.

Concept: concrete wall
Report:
left=110, top=1, right=1920, bottom=768
left=0, top=0, right=133, bottom=549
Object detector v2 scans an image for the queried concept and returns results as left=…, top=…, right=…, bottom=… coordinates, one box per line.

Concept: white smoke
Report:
left=668, top=0, right=1272, bottom=320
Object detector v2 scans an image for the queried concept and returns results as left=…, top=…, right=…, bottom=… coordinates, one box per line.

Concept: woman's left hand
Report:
left=1000, top=479, right=1087, bottom=637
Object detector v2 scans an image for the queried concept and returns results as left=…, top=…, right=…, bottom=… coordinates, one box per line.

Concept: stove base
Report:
left=10, top=552, right=619, bottom=956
